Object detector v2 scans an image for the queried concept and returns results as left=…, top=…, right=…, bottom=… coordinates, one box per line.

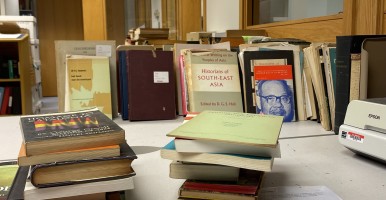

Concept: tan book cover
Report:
left=65, top=55, right=112, bottom=118
left=183, top=50, right=243, bottom=112
left=55, top=40, right=118, bottom=118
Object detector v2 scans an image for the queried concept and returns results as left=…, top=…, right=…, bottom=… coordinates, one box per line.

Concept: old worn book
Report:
left=160, top=140, right=274, bottom=172
left=55, top=40, right=118, bottom=118
left=182, top=50, right=243, bottom=112
left=30, top=142, right=137, bottom=188
left=65, top=55, right=112, bottom=118
left=167, top=110, right=283, bottom=148
left=125, top=50, right=176, bottom=121
left=173, top=42, right=231, bottom=115
left=18, top=143, right=120, bottom=166
left=19, top=108, right=125, bottom=156
left=0, top=160, right=18, bottom=200
left=169, top=161, right=240, bottom=181
left=178, top=169, right=264, bottom=200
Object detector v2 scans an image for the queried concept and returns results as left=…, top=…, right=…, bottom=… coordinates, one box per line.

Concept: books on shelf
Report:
left=160, top=140, right=274, bottom=172
left=17, top=143, right=120, bottom=166
left=19, top=108, right=125, bottom=156
left=29, top=142, right=137, bottom=188
left=166, top=110, right=283, bottom=148
left=169, top=161, right=240, bottom=181
left=64, top=54, right=113, bottom=119
left=178, top=169, right=264, bottom=200
left=182, top=49, right=244, bottom=112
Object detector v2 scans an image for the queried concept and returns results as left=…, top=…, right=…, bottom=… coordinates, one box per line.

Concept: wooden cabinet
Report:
left=0, top=33, right=34, bottom=115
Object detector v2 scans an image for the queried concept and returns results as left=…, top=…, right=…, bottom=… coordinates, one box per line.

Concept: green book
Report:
left=0, top=160, right=18, bottom=199
left=167, top=110, right=283, bottom=147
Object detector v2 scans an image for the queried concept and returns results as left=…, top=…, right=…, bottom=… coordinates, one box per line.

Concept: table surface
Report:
left=1, top=116, right=385, bottom=200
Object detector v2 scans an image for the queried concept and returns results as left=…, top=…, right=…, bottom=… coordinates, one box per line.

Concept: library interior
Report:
left=0, top=0, right=386, bottom=200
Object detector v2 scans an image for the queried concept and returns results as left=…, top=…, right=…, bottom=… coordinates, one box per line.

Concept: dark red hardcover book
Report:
left=0, top=87, right=11, bottom=115
left=126, top=50, right=176, bottom=121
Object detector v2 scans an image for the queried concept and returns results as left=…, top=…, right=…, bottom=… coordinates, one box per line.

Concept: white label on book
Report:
left=154, top=71, right=169, bottom=83
left=347, top=132, right=364, bottom=143
left=96, top=45, right=112, bottom=57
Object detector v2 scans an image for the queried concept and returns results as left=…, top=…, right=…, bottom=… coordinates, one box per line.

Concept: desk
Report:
left=1, top=116, right=385, bottom=200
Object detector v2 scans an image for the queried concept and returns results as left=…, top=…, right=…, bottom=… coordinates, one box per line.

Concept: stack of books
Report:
left=9, top=108, right=137, bottom=200
left=161, top=110, right=283, bottom=199
left=129, top=27, right=169, bottom=41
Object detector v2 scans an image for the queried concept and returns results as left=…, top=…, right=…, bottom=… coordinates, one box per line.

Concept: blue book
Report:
left=118, top=50, right=129, bottom=120
left=160, top=140, right=273, bottom=172
left=0, top=87, right=4, bottom=109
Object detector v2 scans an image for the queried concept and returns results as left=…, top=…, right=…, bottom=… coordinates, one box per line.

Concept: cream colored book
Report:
left=65, top=54, right=112, bottom=118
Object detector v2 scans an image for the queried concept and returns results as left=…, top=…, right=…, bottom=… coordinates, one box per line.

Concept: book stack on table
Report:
left=161, top=110, right=283, bottom=200
left=7, top=108, right=137, bottom=200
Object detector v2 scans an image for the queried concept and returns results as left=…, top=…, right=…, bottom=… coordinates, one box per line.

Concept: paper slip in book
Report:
left=167, top=110, right=283, bottom=148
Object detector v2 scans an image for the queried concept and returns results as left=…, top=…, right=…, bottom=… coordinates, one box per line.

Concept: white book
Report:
left=170, top=161, right=240, bottom=181
left=24, top=176, right=134, bottom=200
left=174, top=138, right=281, bottom=158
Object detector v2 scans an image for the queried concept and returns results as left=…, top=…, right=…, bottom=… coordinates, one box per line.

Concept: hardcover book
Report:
left=166, top=110, right=283, bottom=148
left=160, top=140, right=274, bottom=172
left=254, top=65, right=296, bottom=122
left=182, top=50, right=243, bottom=112
left=30, top=142, right=137, bottom=188
left=17, top=143, right=120, bottom=166
left=0, top=160, right=18, bottom=200
left=242, top=50, right=294, bottom=114
left=169, top=161, right=240, bottom=181
left=65, top=55, right=112, bottom=119
left=178, top=169, right=264, bottom=200
left=55, top=40, right=118, bottom=118
left=125, top=50, right=176, bottom=121
left=19, top=108, right=125, bottom=156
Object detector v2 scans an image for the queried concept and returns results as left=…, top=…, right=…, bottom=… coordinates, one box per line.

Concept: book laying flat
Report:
left=179, top=169, right=264, bottom=200
left=19, top=108, right=126, bottom=156
left=166, top=110, right=283, bottom=148
left=0, top=160, right=18, bottom=200
left=17, top=143, right=120, bottom=166
left=160, top=140, right=273, bottom=172
left=30, top=142, right=137, bottom=188
left=174, top=138, right=281, bottom=158
left=169, top=161, right=240, bottom=181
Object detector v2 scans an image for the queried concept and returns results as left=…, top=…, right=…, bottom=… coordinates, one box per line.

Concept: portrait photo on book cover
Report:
left=255, top=80, right=295, bottom=122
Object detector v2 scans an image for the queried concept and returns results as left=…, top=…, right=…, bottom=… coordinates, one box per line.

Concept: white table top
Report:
left=1, top=116, right=385, bottom=200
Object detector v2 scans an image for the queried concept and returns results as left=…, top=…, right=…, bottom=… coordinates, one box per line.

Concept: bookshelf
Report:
left=0, top=33, right=34, bottom=115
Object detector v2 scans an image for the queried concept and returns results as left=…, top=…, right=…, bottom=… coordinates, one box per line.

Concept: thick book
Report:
left=242, top=50, right=294, bottom=114
left=254, top=65, right=296, bottom=122
left=0, top=160, right=18, bottom=200
left=116, top=45, right=154, bottom=119
left=17, top=143, right=120, bottom=166
left=30, top=142, right=137, bottom=188
left=65, top=55, right=112, bottom=119
left=178, top=169, right=264, bottom=200
left=54, top=40, right=118, bottom=118
left=334, top=35, right=386, bottom=134
left=125, top=50, right=176, bottom=121
left=182, top=50, right=244, bottom=112
left=19, top=108, right=125, bottom=156
left=160, top=140, right=274, bottom=172
left=169, top=161, right=240, bottom=181
left=166, top=110, right=283, bottom=148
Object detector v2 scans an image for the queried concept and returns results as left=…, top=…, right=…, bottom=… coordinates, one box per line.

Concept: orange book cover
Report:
left=254, top=65, right=296, bottom=122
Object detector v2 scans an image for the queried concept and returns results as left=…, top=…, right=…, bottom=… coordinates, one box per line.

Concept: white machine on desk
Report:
left=339, top=98, right=386, bottom=163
